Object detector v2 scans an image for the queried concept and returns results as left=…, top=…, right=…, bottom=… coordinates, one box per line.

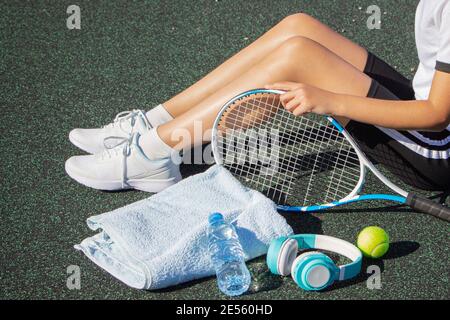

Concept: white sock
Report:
left=146, top=104, right=174, bottom=127
left=139, top=128, right=177, bottom=160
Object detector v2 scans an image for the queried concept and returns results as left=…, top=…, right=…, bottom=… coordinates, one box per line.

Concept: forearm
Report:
left=333, top=94, right=449, bottom=131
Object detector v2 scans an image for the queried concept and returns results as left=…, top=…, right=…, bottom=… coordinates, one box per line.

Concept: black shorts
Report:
left=346, top=52, right=450, bottom=191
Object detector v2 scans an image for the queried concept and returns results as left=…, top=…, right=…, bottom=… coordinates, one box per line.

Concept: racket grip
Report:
left=406, top=194, right=450, bottom=222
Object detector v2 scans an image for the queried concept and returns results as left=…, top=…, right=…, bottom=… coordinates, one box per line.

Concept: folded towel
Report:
left=75, top=165, right=293, bottom=290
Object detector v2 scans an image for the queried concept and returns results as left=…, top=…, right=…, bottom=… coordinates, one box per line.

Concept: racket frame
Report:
left=212, top=89, right=414, bottom=213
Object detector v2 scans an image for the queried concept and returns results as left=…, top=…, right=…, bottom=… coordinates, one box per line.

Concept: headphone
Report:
left=267, top=234, right=362, bottom=291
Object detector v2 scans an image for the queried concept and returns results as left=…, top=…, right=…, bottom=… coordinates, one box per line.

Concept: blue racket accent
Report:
left=327, top=117, right=344, bottom=132
left=278, top=194, right=407, bottom=212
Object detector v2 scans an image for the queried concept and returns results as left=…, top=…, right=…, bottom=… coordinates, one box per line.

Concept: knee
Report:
left=278, top=13, right=315, bottom=33
left=268, top=36, right=316, bottom=72
left=277, top=36, right=316, bottom=58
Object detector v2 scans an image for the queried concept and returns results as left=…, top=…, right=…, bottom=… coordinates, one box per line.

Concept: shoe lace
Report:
left=105, top=109, right=152, bottom=135
left=102, top=134, right=135, bottom=188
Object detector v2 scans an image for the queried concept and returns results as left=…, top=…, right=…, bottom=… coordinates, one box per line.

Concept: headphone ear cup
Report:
left=277, top=238, right=298, bottom=276
left=267, top=237, right=287, bottom=275
left=291, top=251, right=336, bottom=291
left=291, top=251, right=322, bottom=284
left=267, top=237, right=298, bottom=276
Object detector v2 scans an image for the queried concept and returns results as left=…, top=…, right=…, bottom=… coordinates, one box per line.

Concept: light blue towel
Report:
left=75, top=165, right=293, bottom=290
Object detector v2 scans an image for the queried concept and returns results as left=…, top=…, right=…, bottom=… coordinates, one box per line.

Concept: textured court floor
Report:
left=1, top=0, right=449, bottom=300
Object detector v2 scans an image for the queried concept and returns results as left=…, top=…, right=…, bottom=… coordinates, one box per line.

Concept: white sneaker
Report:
left=65, top=132, right=182, bottom=192
left=69, top=109, right=153, bottom=154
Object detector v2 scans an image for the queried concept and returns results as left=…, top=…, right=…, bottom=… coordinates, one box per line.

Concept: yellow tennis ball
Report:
left=357, top=226, right=389, bottom=258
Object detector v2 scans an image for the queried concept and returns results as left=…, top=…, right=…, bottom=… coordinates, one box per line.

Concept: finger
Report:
left=292, top=106, right=307, bottom=116
left=279, top=91, right=296, bottom=106
left=285, top=97, right=303, bottom=111
left=280, top=90, right=296, bottom=100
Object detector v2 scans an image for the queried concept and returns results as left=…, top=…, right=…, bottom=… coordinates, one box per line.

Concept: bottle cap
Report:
left=208, top=212, right=224, bottom=224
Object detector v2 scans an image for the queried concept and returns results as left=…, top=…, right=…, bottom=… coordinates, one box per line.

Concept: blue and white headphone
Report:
left=267, top=234, right=362, bottom=291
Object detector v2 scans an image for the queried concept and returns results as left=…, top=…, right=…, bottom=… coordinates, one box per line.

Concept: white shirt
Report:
left=379, top=0, right=450, bottom=160
left=413, top=0, right=450, bottom=99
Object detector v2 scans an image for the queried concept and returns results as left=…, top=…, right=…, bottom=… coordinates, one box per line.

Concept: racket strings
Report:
left=325, top=141, right=360, bottom=201
left=216, top=92, right=361, bottom=207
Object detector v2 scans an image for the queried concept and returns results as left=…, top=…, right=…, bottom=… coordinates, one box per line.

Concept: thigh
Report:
left=280, top=13, right=368, bottom=70
left=278, top=36, right=372, bottom=97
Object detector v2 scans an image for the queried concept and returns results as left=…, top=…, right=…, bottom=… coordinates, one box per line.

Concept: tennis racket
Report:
left=211, top=89, right=450, bottom=222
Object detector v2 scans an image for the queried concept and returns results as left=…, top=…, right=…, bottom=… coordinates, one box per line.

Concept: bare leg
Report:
left=158, top=36, right=372, bottom=150
left=163, top=14, right=368, bottom=117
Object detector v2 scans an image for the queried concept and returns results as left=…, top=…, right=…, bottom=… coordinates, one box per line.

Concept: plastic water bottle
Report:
left=207, top=212, right=251, bottom=296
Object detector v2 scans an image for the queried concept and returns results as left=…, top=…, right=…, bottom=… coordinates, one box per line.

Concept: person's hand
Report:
left=265, top=82, right=339, bottom=116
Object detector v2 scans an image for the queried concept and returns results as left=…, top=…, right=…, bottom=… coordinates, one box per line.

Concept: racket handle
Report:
left=406, top=194, right=450, bottom=222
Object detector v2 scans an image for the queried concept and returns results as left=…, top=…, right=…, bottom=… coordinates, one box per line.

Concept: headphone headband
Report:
left=288, top=234, right=362, bottom=281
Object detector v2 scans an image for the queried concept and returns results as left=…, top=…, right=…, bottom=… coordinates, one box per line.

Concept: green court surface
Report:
left=1, top=0, right=449, bottom=300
